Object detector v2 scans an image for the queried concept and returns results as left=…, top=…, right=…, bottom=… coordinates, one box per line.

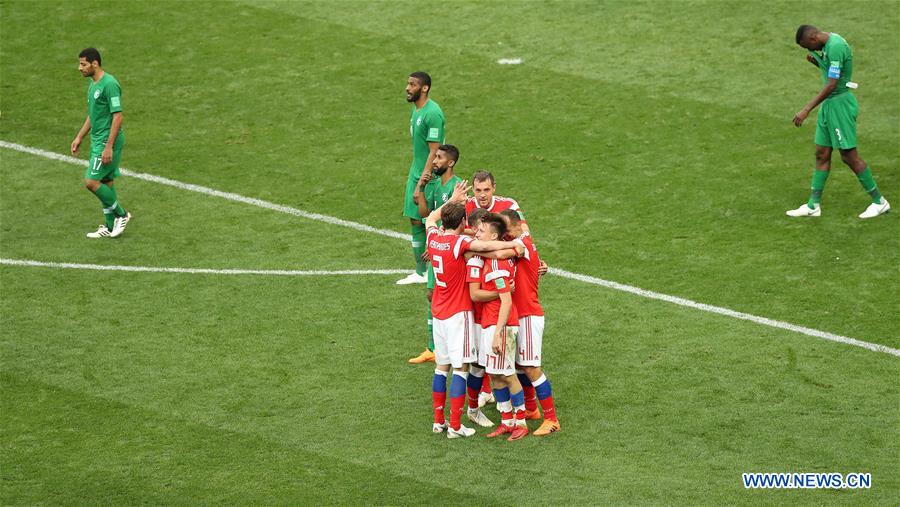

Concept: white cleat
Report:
left=859, top=198, right=890, bottom=219
left=86, top=225, right=111, bottom=238
left=467, top=408, right=495, bottom=427
left=786, top=203, right=821, bottom=217
left=446, top=424, right=476, bottom=439
left=396, top=272, right=427, bottom=285
left=477, top=392, right=495, bottom=408
left=110, top=212, right=132, bottom=238
left=432, top=422, right=448, bottom=433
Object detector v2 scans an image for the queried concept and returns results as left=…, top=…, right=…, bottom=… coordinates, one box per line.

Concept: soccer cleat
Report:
left=408, top=349, right=435, bottom=364
left=467, top=408, right=495, bottom=427
left=110, top=212, right=132, bottom=237
left=446, top=424, right=476, bottom=439
left=486, top=424, right=515, bottom=438
left=508, top=425, right=530, bottom=441
left=396, top=272, right=427, bottom=285
left=786, top=203, right=821, bottom=217
left=432, top=422, right=448, bottom=433
left=859, top=198, right=890, bottom=219
left=477, top=391, right=495, bottom=408
left=533, top=419, right=561, bottom=436
left=86, top=225, right=111, bottom=238
left=523, top=408, right=541, bottom=421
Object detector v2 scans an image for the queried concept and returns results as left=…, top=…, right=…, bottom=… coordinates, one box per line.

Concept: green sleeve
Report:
left=423, top=181, right=437, bottom=211
left=424, top=110, right=444, bottom=143
left=106, top=81, right=123, bottom=113
left=826, top=43, right=848, bottom=77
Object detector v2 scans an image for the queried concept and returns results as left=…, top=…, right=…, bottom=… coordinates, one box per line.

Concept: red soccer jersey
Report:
left=465, top=196, right=527, bottom=224
left=511, top=234, right=544, bottom=317
left=466, top=255, right=485, bottom=325
left=427, top=226, right=474, bottom=319
left=480, top=258, right=519, bottom=327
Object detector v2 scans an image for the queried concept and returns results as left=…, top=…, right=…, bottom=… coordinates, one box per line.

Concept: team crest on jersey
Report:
left=441, top=193, right=449, bottom=201
left=93, top=90, right=101, bottom=99
left=416, top=117, right=423, bottom=126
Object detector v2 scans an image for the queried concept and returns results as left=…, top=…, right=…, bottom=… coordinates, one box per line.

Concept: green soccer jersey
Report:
left=423, top=174, right=463, bottom=215
left=87, top=73, right=123, bottom=146
left=409, top=99, right=445, bottom=179
left=809, top=33, right=852, bottom=98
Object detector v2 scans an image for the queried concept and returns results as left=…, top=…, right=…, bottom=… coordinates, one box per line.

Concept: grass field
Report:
left=2, top=0, right=898, bottom=504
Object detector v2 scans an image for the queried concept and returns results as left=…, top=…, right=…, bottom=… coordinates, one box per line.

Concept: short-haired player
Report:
left=470, top=213, right=529, bottom=441
left=500, top=209, right=560, bottom=436
left=465, top=170, right=529, bottom=234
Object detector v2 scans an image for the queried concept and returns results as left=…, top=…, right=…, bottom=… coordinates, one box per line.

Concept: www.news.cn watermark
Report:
left=743, top=473, right=871, bottom=489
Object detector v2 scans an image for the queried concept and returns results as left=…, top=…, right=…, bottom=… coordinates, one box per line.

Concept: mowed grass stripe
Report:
left=246, top=0, right=900, bottom=144
left=2, top=140, right=897, bottom=357
left=0, top=372, right=485, bottom=505
left=0, top=258, right=410, bottom=277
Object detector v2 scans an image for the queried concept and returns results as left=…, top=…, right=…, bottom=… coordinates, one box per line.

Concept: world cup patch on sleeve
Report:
left=428, top=127, right=440, bottom=139
left=827, top=62, right=841, bottom=79
left=495, top=278, right=506, bottom=290
left=111, top=96, right=121, bottom=107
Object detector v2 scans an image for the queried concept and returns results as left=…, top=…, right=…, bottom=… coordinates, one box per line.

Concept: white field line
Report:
left=0, top=141, right=409, bottom=242
left=2, top=140, right=897, bottom=358
left=550, top=267, right=900, bottom=357
left=0, top=258, right=409, bottom=277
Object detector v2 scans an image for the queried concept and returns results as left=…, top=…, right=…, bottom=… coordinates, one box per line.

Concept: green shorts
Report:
left=815, top=93, right=858, bottom=150
left=84, top=136, right=124, bottom=181
left=402, top=171, right=424, bottom=220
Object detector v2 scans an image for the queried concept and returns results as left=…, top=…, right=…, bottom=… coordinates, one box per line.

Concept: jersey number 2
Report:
left=432, top=255, right=447, bottom=288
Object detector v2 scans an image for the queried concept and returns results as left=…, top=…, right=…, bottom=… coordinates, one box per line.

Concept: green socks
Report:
left=93, top=184, right=125, bottom=230
left=856, top=166, right=883, bottom=204
left=427, top=305, right=434, bottom=352
left=807, top=169, right=829, bottom=209
left=411, top=223, right=427, bottom=276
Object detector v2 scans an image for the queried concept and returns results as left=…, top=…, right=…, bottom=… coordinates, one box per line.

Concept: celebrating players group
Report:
left=400, top=72, right=559, bottom=440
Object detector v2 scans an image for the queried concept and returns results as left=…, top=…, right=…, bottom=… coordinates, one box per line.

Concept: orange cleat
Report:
left=523, top=408, right=541, bottom=420
left=486, top=424, right=515, bottom=438
left=508, top=424, right=529, bottom=441
left=533, top=419, right=560, bottom=436
left=408, top=349, right=435, bottom=364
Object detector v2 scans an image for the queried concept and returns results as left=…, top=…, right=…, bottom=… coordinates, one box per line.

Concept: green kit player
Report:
left=787, top=26, right=890, bottom=218
left=71, top=48, right=132, bottom=237
left=397, top=71, right=445, bottom=285
left=409, top=145, right=464, bottom=364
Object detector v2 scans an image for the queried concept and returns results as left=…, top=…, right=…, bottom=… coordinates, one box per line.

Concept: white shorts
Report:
left=433, top=311, right=477, bottom=368
left=474, top=323, right=485, bottom=367
left=482, top=325, right=519, bottom=376
left=516, top=315, right=544, bottom=367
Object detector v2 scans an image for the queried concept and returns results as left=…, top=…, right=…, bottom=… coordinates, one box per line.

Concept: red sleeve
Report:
left=484, top=261, right=512, bottom=293
left=466, top=256, right=484, bottom=283
left=453, top=236, right=473, bottom=259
